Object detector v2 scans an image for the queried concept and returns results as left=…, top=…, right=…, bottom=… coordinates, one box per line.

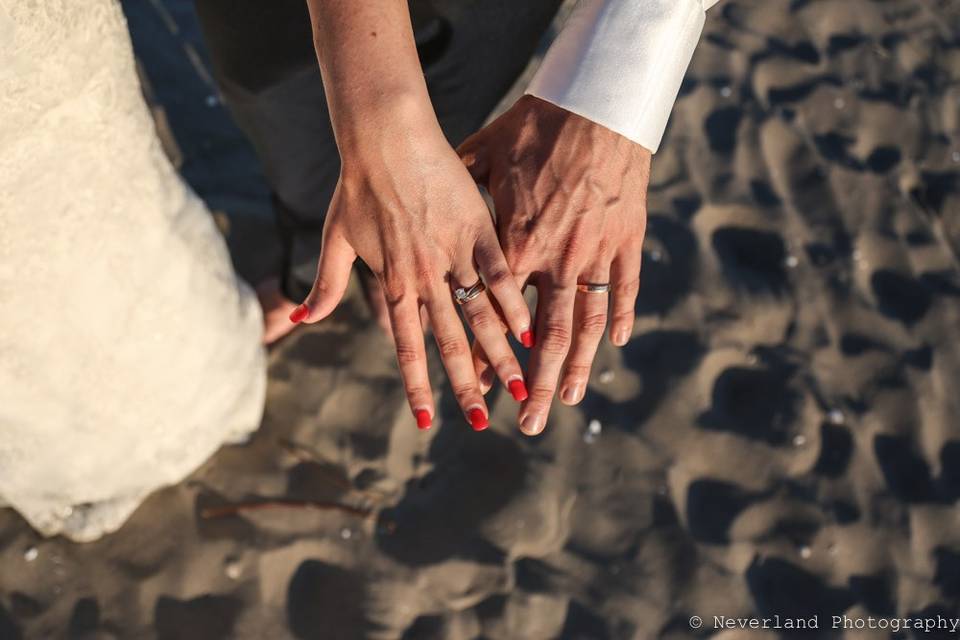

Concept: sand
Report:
left=2, top=0, right=959, bottom=637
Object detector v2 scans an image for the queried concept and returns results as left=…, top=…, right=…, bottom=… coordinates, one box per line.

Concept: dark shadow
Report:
left=839, top=333, right=887, bottom=356
left=0, top=602, right=21, bottom=640
left=814, top=423, right=854, bottom=478
left=68, top=598, right=100, bottom=638
left=813, top=132, right=863, bottom=171
left=686, top=479, right=765, bottom=544
left=848, top=574, right=895, bottom=617
left=866, top=146, right=901, bottom=173
left=287, top=561, right=368, bottom=640
left=870, top=270, right=932, bottom=326
left=401, top=615, right=445, bottom=640
left=559, top=600, right=612, bottom=640
left=375, top=429, right=526, bottom=565
left=746, top=556, right=855, bottom=634
left=636, top=216, right=699, bottom=316
left=937, top=441, right=960, bottom=501
left=704, top=106, right=743, bottom=154
left=873, top=435, right=938, bottom=503
left=751, top=179, right=783, bottom=207
left=155, top=594, right=243, bottom=640
left=698, top=364, right=800, bottom=445
left=712, top=227, right=789, bottom=294
left=933, top=547, right=960, bottom=600
left=611, top=331, right=706, bottom=430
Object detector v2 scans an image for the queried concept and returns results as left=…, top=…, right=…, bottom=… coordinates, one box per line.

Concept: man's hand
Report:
left=459, top=95, right=651, bottom=436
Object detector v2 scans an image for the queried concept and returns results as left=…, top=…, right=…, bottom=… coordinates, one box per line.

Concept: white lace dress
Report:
left=0, top=0, right=266, bottom=541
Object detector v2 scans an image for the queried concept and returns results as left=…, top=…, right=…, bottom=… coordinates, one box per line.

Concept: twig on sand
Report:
left=200, top=499, right=370, bottom=520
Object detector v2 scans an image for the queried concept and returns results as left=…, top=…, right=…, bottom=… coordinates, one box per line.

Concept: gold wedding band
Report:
left=577, top=282, right=611, bottom=294
left=454, top=280, right=486, bottom=305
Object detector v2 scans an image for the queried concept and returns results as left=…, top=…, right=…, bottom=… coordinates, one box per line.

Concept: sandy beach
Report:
left=2, top=0, right=959, bottom=638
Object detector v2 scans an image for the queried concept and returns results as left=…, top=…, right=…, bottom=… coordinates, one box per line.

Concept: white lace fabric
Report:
left=0, top=0, right=266, bottom=541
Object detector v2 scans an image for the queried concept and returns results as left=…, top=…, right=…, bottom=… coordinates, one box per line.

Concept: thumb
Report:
left=295, top=224, right=356, bottom=324
left=457, top=134, right=490, bottom=188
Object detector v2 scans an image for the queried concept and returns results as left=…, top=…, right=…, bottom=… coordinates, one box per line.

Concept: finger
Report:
left=456, top=133, right=490, bottom=188
left=519, top=281, right=576, bottom=436
left=425, top=292, right=490, bottom=431
left=472, top=341, right=495, bottom=395
left=559, top=265, right=611, bottom=406
left=474, top=229, right=533, bottom=348
left=609, top=243, right=642, bottom=347
left=293, top=222, right=357, bottom=324
left=452, top=270, right=528, bottom=404
left=386, top=293, right=434, bottom=430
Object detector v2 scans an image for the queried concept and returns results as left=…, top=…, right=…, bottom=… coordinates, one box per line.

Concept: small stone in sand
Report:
left=583, top=420, right=602, bottom=444
left=23, top=547, right=38, bottom=562
left=598, top=370, right=615, bottom=384
left=952, top=151, right=960, bottom=163
left=225, top=559, right=242, bottom=580
left=792, top=434, right=807, bottom=447
left=340, top=527, right=353, bottom=540
left=720, top=86, right=732, bottom=98
left=799, top=546, right=812, bottom=559
left=785, top=255, right=799, bottom=268
left=834, top=97, right=846, bottom=109
left=828, top=409, right=845, bottom=425
left=205, top=95, right=219, bottom=108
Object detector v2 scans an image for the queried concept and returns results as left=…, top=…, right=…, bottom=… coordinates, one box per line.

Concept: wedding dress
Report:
left=0, top=0, right=266, bottom=541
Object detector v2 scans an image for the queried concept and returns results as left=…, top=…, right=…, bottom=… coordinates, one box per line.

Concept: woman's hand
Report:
left=459, top=95, right=651, bottom=436
left=291, top=119, right=532, bottom=431
left=296, top=0, right=531, bottom=430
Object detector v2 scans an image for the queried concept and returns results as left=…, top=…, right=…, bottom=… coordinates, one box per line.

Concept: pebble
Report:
left=952, top=151, right=960, bottom=163
left=720, top=86, right=732, bottom=98
left=650, top=249, right=663, bottom=262
left=587, top=419, right=602, bottom=436
left=205, top=95, right=219, bottom=107
left=225, top=560, right=242, bottom=580
left=598, top=370, right=615, bottom=384
left=340, top=527, right=353, bottom=540
left=828, top=409, right=845, bottom=425
left=792, top=434, right=807, bottom=447
left=23, top=547, right=38, bottom=562
left=799, top=546, right=812, bottom=559
left=785, top=255, right=799, bottom=268
left=834, top=97, right=846, bottom=110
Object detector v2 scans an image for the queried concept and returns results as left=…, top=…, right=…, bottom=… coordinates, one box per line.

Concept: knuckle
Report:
left=404, top=384, right=430, bottom=400
left=394, top=341, right=421, bottom=365
left=528, top=384, right=556, bottom=402
left=563, top=363, right=592, bottom=380
left=451, top=382, right=479, bottom=401
left=436, top=335, right=468, bottom=360
left=611, top=309, right=635, bottom=326
left=614, top=277, right=640, bottom=297
left=482, top=267, right=512, bottom=291
left=492, top=354, right=518, bottom=374
left=463, top=305, right=496, bottom=332
left=539, top=324, right=572, bottom=355
left=577, top=311, right=608, bottom=335
left=380, top=273, right=408, bottom=306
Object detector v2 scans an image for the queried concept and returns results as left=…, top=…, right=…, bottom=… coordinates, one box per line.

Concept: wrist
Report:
left=333, top=91, right=443, bottom=161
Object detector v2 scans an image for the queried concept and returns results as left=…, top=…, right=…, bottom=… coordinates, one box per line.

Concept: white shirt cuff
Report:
left=526, top=0, right=714, bottom=153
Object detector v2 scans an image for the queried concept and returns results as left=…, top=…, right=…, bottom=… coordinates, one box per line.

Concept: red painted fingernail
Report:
left=289, top=304, right=309, bottom=324
left=415, top=409, right=432, bottom=430
left=508, top=379, right=528, bottom=402
left=468, top=408, right=489, bottom=432
left=521, top=330, right=534, bottom=348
